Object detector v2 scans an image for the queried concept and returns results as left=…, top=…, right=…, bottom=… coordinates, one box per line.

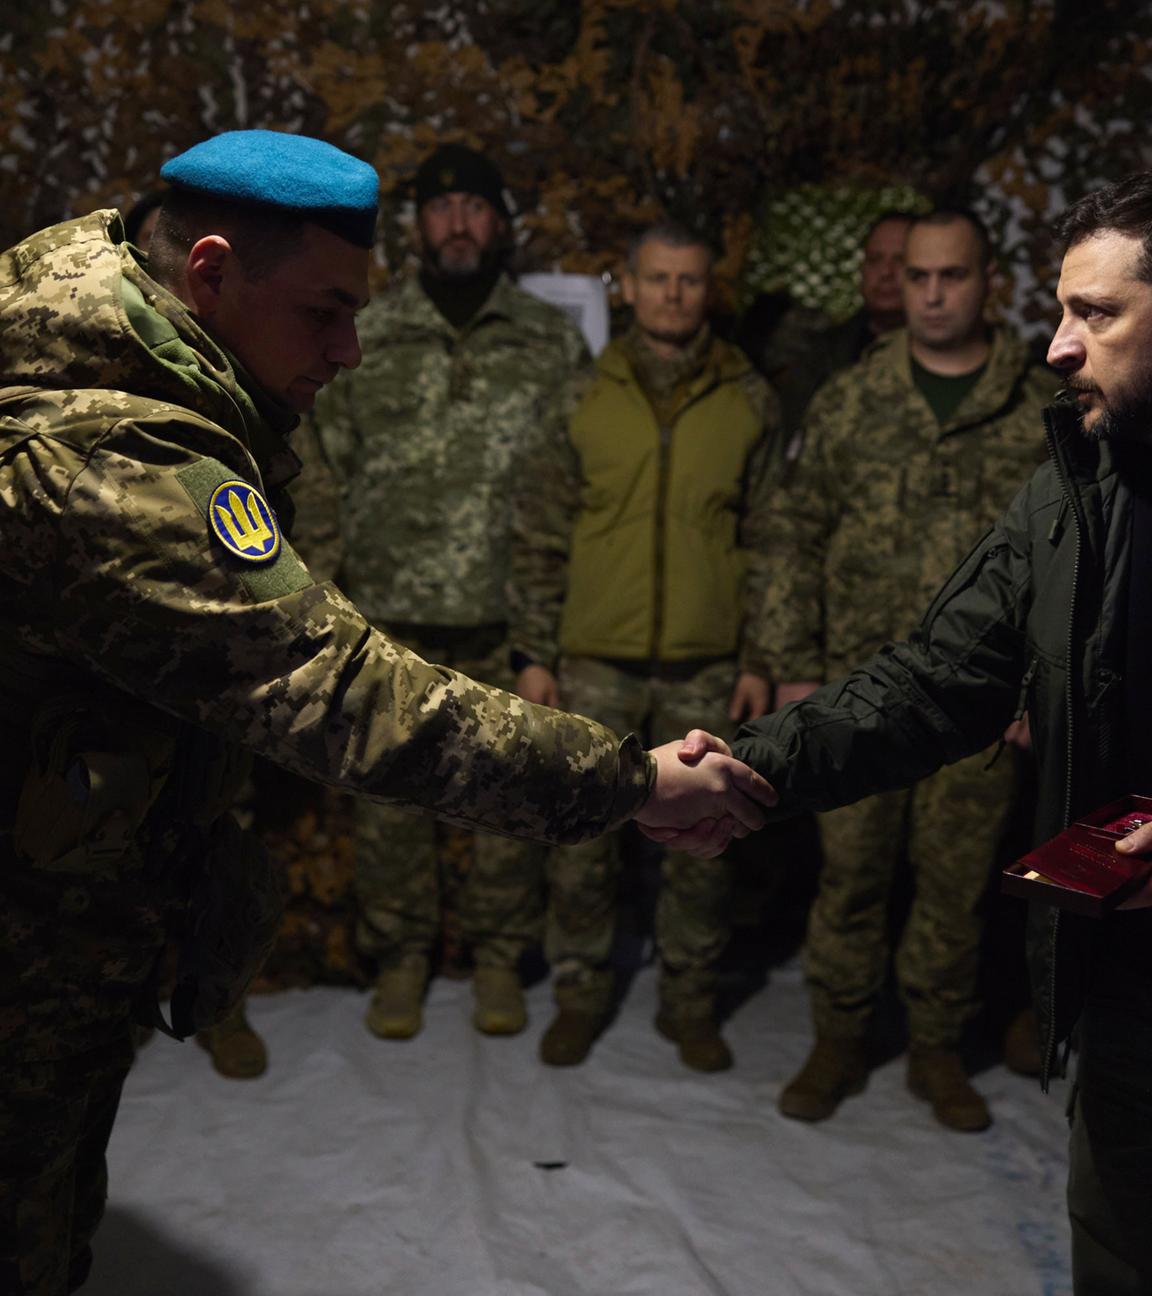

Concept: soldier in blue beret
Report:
left=0, top=128, right=772, bottom=1294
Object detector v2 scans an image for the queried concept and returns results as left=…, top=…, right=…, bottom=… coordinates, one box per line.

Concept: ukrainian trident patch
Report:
left=208, top=480, right=281, bottom=564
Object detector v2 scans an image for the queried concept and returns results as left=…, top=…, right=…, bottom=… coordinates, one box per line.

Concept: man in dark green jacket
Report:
left=658, top=173, right=1152, bottom=1292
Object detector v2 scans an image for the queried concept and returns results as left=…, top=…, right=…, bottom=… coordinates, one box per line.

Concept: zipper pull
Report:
left=1048, top=497, right=1069, bottom=545
left=984, top=655, right=1039, bottom=771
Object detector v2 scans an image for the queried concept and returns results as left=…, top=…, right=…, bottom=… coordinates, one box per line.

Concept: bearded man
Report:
left=309, top=144, right=590, bottom=1042
left=652, top=172, right=1152, bottom=1293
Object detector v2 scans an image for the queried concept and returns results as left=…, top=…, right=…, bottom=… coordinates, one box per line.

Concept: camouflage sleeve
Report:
left=743, top=375, right=847, bottom=684
left=506, top=373, right=587, bottom=670
left=26, top=416, right=653, bottom=845
left=285, top=415, right=344, bottom=583
left=736, top=371, right=783, bottom=678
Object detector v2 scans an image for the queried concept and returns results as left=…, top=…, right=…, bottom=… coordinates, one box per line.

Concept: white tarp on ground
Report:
left=87, top=964, right=1072, bottom=1296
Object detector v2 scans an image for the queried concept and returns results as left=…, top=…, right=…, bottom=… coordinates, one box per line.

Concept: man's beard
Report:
left=424, top=237, right=503, bottom=281
left=641, top=323, right=703, bottom=348
left=1068, top=373, right=1152, bottom=445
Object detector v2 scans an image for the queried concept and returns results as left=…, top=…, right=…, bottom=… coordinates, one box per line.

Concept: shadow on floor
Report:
left=85, top=1206, right=249, bottom=1296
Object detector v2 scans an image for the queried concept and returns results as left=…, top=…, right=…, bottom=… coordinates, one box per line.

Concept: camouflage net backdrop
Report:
left=4, top=0, right=1149, bottom=982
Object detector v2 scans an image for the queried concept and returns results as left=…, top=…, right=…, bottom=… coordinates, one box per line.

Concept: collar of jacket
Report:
left=114, top=221, right=302, bottom=489
left=597, top=327, right=751, bottom=393
left=871, top=325, right=1036, bottom=433
left=395, top=269, right=520, bottom=337
left=1045, top=394, right=1122, bottom=566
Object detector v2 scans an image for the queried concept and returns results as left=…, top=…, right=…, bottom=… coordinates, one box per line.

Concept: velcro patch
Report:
left=176, top=457, right=314, bottom=604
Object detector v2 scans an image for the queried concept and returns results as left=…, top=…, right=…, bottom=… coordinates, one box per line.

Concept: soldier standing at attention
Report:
left=760, top=210, right=1056, bottom=1131
left=0, top=130, right=775, bottom=1295
left=510, top=222, right=780, bottom=1072
left=309, top=144, right=590, bottom=1042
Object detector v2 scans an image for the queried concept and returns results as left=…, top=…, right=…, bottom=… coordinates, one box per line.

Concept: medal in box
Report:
left=1002, top=794, right=1152, bottom=917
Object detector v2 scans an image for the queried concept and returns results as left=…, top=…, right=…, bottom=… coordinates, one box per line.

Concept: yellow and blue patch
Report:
left=208, top=480, right=281, bottom=565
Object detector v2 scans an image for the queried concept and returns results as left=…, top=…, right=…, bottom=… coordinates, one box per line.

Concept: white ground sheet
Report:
left=88, top=964, right=1072, bottom=1296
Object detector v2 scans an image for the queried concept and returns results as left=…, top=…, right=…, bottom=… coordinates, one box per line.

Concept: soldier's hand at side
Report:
left=774, top=680, right=821, bottom=708
left=728, top=671, right=771, bottom=722
left=516, top=664, right=560, bottom=708
left=634, top=735, right=777, bottom=851
left=1115, top=820, right=1152, bottom=909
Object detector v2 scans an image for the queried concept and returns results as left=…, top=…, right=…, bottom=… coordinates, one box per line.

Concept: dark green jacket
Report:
left=733, top=396, right=1133, bottom=1084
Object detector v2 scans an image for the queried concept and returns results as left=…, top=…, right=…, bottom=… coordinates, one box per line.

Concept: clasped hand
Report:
left=632, top=730, right=778, bottom=858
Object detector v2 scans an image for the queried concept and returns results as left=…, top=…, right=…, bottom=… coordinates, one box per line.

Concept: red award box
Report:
left=1002, top=794, right=1152, bottom=917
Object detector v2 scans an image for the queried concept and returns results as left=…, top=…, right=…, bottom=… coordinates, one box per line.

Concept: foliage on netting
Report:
left=2, top=0, right=1149, bottom=322
left=742, top=183, right=931, bottom=321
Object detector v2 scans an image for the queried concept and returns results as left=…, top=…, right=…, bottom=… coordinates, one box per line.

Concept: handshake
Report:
left=630, top=730, right=778, bottom=859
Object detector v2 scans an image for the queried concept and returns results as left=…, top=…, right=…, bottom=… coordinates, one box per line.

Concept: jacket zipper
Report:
left=1041, top=415, right=1083, bottom=1089
left=650, top=420, right=672, bottom=662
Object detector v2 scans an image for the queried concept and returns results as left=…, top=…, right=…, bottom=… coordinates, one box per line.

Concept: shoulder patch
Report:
left=208, top=480, right=281, bottom=564
left=176, top=456, right=314, bottom=603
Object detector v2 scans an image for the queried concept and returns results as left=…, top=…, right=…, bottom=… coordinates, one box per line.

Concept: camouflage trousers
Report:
left=354, top=622, right=546, bottom=969
left=0, top=1037, right=135, bottom=1295
left=806, top=746, right=1017, bottom=1049
left=546, top=655, right=735, bottom=1013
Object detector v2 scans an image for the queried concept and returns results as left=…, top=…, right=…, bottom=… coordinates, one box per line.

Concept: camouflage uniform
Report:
left=0, top=214, right=648, bottom=1292
left=748, top=327, right=1055, bottom=1047
left=308, top=273, right=588, bottom=970
left=511, top=326, right=780, bottom=1014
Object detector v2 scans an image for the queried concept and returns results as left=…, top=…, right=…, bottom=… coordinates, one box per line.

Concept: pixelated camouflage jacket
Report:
left=0, top=213, right=652, bottom=846
left=508, top=330, right=781, bottom=671
left=748, top=326, right=1058, bottom=683
left=309, top=271, right=588, bottom=628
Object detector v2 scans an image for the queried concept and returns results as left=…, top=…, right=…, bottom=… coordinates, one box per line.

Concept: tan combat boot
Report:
left=1003, top=1007, right=1042, bottom=1077
left=365, top=956, right=428, bottom=1040
left=654, top=1006, right=733, bottom=1073
left=778, top=1037, right=868, bottom=1120
left=472, top=966, right=527, bottom=1035
left=907, top=1048, right=991, bottom=1132
left=196, top=1000, right=268, bottom=1079
left=539, top=1007, right=608, bottom=1066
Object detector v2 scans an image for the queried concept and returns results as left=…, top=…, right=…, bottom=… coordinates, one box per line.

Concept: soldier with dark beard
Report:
left=657, top=173, right=1152, bottom=1292
left=309, top=145, right=591, bottom=1042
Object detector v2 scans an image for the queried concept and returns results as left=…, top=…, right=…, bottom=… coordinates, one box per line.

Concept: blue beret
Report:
left=160, top=130, right=379, bottom=248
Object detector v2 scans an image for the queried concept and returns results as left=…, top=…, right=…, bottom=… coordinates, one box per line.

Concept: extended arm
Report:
left=732, top=510, right=1034, bottom=816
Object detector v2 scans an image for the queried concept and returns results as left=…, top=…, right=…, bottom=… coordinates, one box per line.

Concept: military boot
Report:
left=1003, top=1007, right=1042, bottom=1077
left=778, top=1036, right=868, bottom=1120
left=196, top=1001, right=268, bottom=1079
left=472, top=966, right=527, bottom=1036
left=539, top=1007, right=608, bottom=1066
left=654, top=1005, right=733, bottom=1073
left=907, top=1048, right=991, bottom=1132
left=365, top=955, right=428, bottom=1040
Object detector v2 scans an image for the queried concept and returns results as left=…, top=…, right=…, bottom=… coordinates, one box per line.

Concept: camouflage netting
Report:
left=742, top=183, right=930, bottom=320
left=3, top=0, right=1150, bottom=984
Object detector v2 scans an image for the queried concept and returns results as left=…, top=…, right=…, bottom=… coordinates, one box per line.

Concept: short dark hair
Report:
left=908, top=208, right=993, bottom=265
left=864, top=209, right=918, bottom=243
left=123, top=190, right=165, bottom=247
left=148, top=189, right=309, bottom=288
left=1055, top=174, right=1152, bottom=283
left=627, top=221, right=714, bottom=272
